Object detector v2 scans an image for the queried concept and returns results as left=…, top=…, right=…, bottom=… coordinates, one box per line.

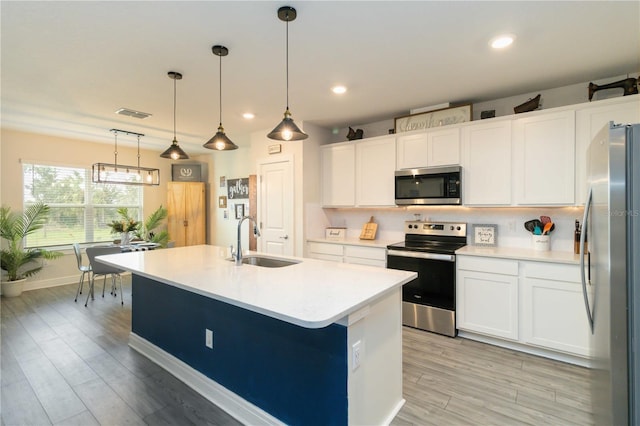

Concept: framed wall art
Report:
left=235, top=203, right=245, bottom=220
left=471, top=224, right=498, bottom=247
left=394, top=103, right=472, bottom=133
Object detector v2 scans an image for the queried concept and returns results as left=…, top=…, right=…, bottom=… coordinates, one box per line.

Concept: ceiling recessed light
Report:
left=490, top=34, right=515, bottom=49
left=242, top=112, right=255, bottom=119
left=331, top=85, right=347, bottom=94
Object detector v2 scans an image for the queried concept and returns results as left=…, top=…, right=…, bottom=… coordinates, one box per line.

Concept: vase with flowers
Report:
left=107, top=208, right=140, bottom=246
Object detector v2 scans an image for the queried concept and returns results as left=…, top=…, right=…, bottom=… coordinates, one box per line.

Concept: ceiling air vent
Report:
left=115, top=108, right=152, bottom=119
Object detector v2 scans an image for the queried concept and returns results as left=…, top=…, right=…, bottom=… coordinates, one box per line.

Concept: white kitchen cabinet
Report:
left=521, top=262, right=590, bottom=357
left=344, top=245, right=386, bottom=267
left=321, top=143, right=355, bottom=207
left=396, top=127, right=460, bottom=169
left=307, top=241, right=344, bottom=262
left=307, top=241, right=386, bottom=267
left=355, top=136, right=396, bottom=206
left=513, top=110, right=576, bottom=205
left=456, top=256, right=519, bottom=340
left=574, top=95, right=640, bottom=204
left=461, top=120, right=512, bottom=205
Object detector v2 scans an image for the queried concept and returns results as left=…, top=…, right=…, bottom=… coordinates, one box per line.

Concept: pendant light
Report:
left=203, top=45, right=238, bottom=151
left=267, top=6, right=308, bottom=141
left=160, top=71, right=189, bottom=160
left=92, top=129, right=160, bottom=186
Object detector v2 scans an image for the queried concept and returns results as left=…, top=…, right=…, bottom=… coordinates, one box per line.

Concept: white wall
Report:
left=327, top=72, right=640, bottom=143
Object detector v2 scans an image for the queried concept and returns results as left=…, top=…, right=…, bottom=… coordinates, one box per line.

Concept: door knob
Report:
left=279, top=235, right=289, bottom=240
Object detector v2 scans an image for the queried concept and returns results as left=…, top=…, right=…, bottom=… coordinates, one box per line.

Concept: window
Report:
left=22, top=163, right=143, bottom=247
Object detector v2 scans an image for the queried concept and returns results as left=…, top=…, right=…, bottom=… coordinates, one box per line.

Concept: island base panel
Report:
left=131, top=275, right=348, bottom=425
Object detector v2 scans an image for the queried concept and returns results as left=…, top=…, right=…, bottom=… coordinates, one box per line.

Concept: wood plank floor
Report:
left=1, top=281, right=593, bottom=425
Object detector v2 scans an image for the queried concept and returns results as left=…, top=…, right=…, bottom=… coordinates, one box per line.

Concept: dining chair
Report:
left=85, top=246, right=125, bottom=306
left=73, top=243, right=92, bottom=303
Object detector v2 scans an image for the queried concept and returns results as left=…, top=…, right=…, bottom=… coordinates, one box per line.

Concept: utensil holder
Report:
left=532, top=235, right=550, bottom=251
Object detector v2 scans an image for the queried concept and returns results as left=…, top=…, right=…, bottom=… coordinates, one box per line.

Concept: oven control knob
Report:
left=457, top=226, right=461, bottom=231
left=450, top=226, right=454, bottom=230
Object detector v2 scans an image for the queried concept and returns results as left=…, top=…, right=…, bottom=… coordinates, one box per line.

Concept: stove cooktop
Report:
left=387, top=221, right=468, bottom=254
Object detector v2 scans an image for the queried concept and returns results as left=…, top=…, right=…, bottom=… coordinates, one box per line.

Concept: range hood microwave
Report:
left=394, top=166, right=462, bottom=205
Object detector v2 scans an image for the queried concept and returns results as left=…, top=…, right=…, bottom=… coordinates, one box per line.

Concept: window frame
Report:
left=22, top=161, right=143, bottom=248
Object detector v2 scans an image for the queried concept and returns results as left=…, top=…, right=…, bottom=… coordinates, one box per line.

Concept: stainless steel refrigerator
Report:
left=581, top=122, right=640, bottom=425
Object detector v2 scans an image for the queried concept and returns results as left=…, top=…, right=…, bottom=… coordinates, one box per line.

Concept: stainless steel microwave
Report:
left=394, top=166, right=462, bottom=205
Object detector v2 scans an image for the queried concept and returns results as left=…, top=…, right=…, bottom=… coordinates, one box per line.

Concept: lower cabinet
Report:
left=457, top=257, right=519, bottom=340
left=457, top=255, right=590, bottom=359
left=521, top=261, right=590, bottom=357
left=307, top=241, right=386, bottom=267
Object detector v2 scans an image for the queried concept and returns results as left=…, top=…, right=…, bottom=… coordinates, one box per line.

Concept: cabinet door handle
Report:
left=279, top=235, right=289, bottom=240
left=183, top=220, right=188, bottom=227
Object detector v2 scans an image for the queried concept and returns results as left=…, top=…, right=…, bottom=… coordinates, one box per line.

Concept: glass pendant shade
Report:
left=204, top=125, right=238, bottom=150
left=160, top=138, right=190, bottom=159
left=161, top=71, right=189, bottom=159
left=267, top=108, right=308, bottom=141
left=204, top=45, right=237, bottom=151
left=268, top=6, right=308, bottom=142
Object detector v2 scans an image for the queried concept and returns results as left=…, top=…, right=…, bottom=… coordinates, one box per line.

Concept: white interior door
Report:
left=258, top=158, right=293, bottom=256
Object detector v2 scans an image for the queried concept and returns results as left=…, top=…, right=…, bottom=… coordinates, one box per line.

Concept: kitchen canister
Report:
left=532, top=235, right=550, bottom=251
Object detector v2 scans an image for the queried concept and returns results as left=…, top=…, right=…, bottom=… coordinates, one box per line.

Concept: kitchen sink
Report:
left=241, top=255, right=299, bottom=268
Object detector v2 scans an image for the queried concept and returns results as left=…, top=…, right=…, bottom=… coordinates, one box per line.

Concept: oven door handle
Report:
left=387, top=250, right=455, bottom=262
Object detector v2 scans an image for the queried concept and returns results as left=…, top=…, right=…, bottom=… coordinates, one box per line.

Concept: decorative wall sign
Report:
left=472, top=224, right=498, bottom=247
left=227, top=178, right=249, bottom=199
left=235, top=203, right=245, bottom=219
left=218, top=196, right=227, bottom=208
left=394, top=104, right=472, bottom=133
left=268, top=144, right=282, bottom=154
left=172, top=164, right=202, bottom=182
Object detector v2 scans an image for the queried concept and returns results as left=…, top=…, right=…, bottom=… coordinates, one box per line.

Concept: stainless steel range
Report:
left=386, top=221, right=467, bottom=337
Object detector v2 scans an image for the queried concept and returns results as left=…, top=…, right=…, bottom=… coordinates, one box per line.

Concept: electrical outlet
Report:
left=508, top=220, right=516, bottom=232
left=352, top=340, right=362, bottom=370
left=205, top=329, right=213, bottom=349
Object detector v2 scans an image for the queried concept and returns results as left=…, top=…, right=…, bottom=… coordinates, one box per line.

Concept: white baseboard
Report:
left=128, top=333, right=285, bottom=426
left=382, top=398, right=406, bottom=426
left=457, top=330, right=592, bottom=368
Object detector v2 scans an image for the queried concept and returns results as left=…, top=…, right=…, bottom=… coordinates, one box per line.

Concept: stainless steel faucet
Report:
left=234, top=215, right=261, bottom=265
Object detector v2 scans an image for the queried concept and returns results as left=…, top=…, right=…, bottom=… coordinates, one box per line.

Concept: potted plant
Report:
left=1, top=202, right=63, bottom=297
left=136, top=206, right=169, bottom=248
left=107, top=208, right=140, bottom=246
left=111, top=206, right=169, bottom=248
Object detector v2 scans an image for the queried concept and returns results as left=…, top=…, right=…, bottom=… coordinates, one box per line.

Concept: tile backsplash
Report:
left=321, top=206, right=584, bottom=253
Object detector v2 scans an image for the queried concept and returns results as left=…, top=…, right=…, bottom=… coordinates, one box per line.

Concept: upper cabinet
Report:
left=461, top=120, right=512, bottom=206
left=574, top=95, right=640, bottom=204
left=356, top=136, right=397, bottom=206
left=321, top=95, right=639, bottom=209
left=321, top=135, right=396, bottom=207
left=513, top=110, right=576, bottom=205
left=321, top=143, right=355, bottom=207
left=396, top=127, right=460, bottom=169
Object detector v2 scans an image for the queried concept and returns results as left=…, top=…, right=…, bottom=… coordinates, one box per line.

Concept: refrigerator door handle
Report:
left=580, top=186, right=594, bottom=333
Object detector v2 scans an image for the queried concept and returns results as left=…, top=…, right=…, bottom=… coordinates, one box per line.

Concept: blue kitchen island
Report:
left=99, top=245, right=415, bottom=425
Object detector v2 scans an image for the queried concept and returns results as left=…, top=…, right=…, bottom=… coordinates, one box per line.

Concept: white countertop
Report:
left=98, top=245, right=416, bottom=329
left=456, top=245, right=580, bottom=265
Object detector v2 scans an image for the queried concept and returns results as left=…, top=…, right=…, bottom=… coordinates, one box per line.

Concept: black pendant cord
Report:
left=114, top=131, right=118, bottom=169
left=173, top=77, right=177, bottom=141
left=285, top=18, right=289, bottom=110
left=136, top=135, right=141, bottom=169
left=219, top=51, right=223, bottom=126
